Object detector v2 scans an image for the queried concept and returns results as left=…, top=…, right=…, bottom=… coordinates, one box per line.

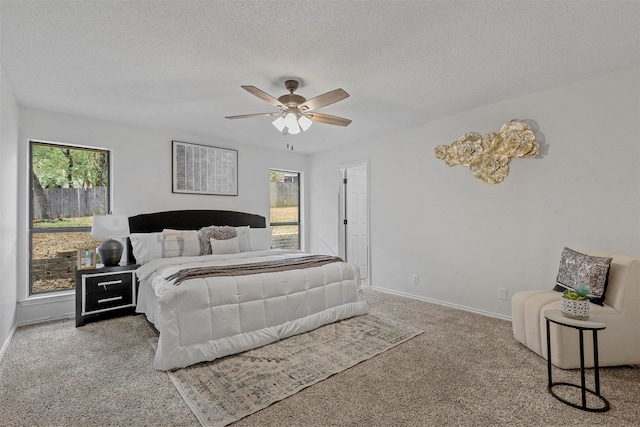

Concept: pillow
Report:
left=553, top=247, right=612, bottom=305
left=236, top=226, right=251, bottom=252
left=249, top=227, right=272, bottom=251
left=129, top=232, right=164, bottom=264
left=181, top=230, right=201, bottom=256
left=162, top=229, right=200, bottom=257
left=198, top=226, right=238, bottom=255
left=162, top=234, right=182, bottom=258
left=210, top=237, right=240, bottom=254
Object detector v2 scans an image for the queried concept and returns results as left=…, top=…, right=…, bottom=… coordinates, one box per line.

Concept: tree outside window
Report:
left=30, top=142, right=110, bottom=294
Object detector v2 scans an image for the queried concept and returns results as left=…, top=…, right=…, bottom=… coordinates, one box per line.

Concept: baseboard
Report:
left=370, top=286, right=512, bottom=322
left=16, top=313, right=75, bottom=327
left=17, top=292, right=75, bottom=326
left=0, top=323, right=17, bottom=363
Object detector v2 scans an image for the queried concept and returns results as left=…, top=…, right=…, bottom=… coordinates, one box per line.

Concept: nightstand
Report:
left=75, top=264, right=139, bottom=327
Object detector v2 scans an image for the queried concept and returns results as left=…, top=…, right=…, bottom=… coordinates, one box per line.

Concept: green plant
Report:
left=563, top=283, right=590, bottom=300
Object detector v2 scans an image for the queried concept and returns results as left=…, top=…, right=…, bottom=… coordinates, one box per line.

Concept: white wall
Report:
left=8, top=66, right=640, bottom=327
left=0, top=65, right=19, bottom=357
left=308, top=66, right=640, bottom=319
left=16, top=108, right=308, bottom=324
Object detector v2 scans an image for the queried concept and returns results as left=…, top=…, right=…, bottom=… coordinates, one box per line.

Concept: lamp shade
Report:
left=91, top=215, right=130, bottom=267
left=91, top=215, right=130, bottom=239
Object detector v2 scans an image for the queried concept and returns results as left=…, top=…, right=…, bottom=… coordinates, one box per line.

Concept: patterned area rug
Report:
left=159, top=314, right=422, bottom=427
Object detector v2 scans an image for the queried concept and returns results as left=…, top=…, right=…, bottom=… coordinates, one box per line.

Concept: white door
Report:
left=343, top=163, right=369, bottom=285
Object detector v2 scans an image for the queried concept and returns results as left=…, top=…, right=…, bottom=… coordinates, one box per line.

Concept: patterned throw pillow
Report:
left=553, top=247, right=612, bottom=306
left=198, top=226, right=238, bottom=255
left=162, top=229, right=200, bottom=257
left=162, top=234, right=183, bottom=258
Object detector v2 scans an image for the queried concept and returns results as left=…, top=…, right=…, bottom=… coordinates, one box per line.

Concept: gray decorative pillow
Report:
left=553, top=247, right=612, bottom=305
left=198, top=226, right=238, bottom=255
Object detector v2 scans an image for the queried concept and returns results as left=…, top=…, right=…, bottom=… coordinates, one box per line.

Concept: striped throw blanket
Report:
left=166, top=255, right=345, bottom=286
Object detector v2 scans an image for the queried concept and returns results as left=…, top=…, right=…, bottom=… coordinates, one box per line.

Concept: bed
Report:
left=128, top=209, right=369, bottom=370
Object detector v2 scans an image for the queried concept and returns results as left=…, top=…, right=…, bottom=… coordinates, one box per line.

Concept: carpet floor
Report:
left=164, top=315, right=422, bottom=426
left=1, top=288, right=639, bottom=426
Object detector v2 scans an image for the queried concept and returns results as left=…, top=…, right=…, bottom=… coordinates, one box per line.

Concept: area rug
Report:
left=158, top=314, right=422, bottom=427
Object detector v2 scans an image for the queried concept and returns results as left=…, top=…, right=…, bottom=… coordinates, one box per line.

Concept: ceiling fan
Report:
left=225, top=79, right=352, bottom=135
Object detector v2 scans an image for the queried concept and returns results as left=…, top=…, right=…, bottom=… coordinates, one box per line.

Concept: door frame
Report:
left=338, top=159, right=370, bottom=287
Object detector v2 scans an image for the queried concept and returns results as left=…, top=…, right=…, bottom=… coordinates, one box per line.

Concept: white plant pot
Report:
left=561, top=296, right=590, bottom=321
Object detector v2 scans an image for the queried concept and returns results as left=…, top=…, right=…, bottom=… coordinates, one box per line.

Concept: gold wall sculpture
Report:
left=434, top=120, right=539, bottom=184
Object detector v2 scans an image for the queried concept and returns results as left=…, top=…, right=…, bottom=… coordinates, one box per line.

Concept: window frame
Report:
left=28, top=140, right=111, bottom=296
left=269, top=169, right=301, bottom=250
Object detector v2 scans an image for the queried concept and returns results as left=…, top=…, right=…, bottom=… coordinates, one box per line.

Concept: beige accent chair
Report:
left=512, top=252, right=640, bottom=369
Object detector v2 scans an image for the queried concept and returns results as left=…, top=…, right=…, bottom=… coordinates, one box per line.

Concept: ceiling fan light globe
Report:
left=284, top=112, right=301, bottom=134
left=272, top=116, right=286, bottom=132
left=298, top=115, right=313, bottom=131
left=284, top=112, right=297, bottom=127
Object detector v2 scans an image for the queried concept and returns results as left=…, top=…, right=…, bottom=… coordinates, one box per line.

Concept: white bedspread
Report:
left=136, top=249, right=369, bottom=370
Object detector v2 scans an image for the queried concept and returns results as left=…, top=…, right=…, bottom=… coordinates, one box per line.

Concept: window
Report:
left=29, top=142, right=110, bottom=295
left=270, top=170, right=300, bottom=250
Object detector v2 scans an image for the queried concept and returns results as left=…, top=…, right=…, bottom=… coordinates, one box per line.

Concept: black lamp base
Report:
left=97, top=239, right=124, bottom=266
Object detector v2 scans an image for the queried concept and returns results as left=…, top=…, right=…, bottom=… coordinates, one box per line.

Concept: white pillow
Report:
left=210, top=237, right=240, bottom=254
left=179, top=230, right=201, bottom=256
left=235, top=226, right=251, bottom=252
left=162, top=229, right=201, bottom=258
left=130, top=232, right=164, bottom=264
left=249, top=228, right=272, bottom=251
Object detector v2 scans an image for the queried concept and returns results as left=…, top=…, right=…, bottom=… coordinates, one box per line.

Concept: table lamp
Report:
left=91, top=215, right=130, bottom=266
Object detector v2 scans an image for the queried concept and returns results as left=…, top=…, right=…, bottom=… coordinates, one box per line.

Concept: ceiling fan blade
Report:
left=306, top=112, right=352, bottom=126
left=225, top=112, right=281, bottom=119
left=241, top=86, right=285, bottom=109
left=299, top=88, right=349, bottom=111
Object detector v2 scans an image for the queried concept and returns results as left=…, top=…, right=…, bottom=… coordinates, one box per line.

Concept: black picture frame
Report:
left=172, top=140, right=238, bottom=196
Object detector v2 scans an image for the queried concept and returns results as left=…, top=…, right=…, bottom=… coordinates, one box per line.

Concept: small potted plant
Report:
left=560, top=283, right=591, bottom=320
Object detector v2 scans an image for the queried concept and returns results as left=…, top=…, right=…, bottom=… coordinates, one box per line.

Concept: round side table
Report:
left=544, top=309, right=610, bottom=412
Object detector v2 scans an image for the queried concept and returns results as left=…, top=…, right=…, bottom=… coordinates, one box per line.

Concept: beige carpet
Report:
left=162, top=315, right=422, bottom=427
left=2, top=288, right=640, bottom=426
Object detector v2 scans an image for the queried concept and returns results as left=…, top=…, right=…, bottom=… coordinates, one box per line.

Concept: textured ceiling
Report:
left=1, top=1, right=639, bottom=153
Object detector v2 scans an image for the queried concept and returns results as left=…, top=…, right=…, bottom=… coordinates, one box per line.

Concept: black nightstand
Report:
left=75, top=264, right=139, bottom=327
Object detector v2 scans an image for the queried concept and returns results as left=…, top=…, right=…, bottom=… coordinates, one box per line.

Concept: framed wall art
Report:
left=172, top=141, right=238, bottom=196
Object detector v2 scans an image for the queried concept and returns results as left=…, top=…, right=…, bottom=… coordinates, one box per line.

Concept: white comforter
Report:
left=136, top=249, right=369, bottom=370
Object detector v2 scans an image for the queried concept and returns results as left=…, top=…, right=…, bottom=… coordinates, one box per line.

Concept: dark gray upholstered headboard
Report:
left=127, top=210, right=266, bottom=264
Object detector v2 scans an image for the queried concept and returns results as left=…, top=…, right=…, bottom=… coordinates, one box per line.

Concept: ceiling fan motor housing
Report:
left=278, top=80, right=307, bottom=109
left=278, top=93, right=307, bottom=109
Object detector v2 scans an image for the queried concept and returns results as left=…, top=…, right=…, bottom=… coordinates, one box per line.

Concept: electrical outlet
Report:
left=412, top=274, right=419, bottom=285
left=498, top=288, right=507, bottom=300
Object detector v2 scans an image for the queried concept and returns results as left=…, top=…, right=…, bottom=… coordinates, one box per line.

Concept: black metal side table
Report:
left=545, top=309, right=610, bottom=412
